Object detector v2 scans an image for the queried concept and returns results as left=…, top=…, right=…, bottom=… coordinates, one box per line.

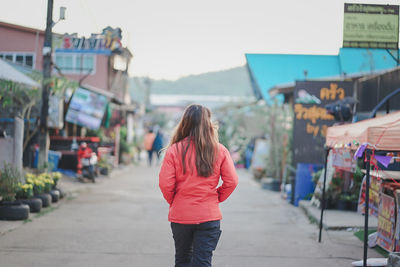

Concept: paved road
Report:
left=0, top=164, right=379, bottom=267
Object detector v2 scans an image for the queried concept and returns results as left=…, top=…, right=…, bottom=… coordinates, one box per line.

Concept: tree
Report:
left=0, top=79, right=40, bottom=172
left=0, top=73, right=78, bottom=172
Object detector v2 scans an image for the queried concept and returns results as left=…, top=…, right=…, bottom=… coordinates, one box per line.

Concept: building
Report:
left=0, top=21, right=134, bottom=169
left=246, top=48, right=400, bottom=103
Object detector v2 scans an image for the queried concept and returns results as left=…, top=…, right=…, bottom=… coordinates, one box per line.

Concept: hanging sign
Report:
left=343, top=3, right=399, bottom=49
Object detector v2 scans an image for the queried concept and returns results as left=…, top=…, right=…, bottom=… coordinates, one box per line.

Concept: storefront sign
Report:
left=65, top=87, right=108, bottom=130
left=293, top=81, right=353, bottom=165
left=377, top=193, right=396, bottom=252
left=53, top=27, right=122, bottom=54
left=343, top=3, right=399, bottom=49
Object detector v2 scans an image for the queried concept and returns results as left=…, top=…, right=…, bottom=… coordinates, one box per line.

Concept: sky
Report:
left=1, top=0, right=399, bottom=80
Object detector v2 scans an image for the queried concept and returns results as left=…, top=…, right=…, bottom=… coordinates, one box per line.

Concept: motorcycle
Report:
left=81, top=152, right=98, bottom=182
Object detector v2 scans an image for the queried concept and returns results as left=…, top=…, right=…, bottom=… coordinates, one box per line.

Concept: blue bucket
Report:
left=294, top=163, right=323, bottom=206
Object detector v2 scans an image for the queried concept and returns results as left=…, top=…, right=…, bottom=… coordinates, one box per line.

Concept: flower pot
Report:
left=55, top=187, right=65, bottom=199
left=350, top=200, right=358, bottom=212
left=0, top=202, right=29, bottom=220
left=35, top=193, right=52, bottom=208
left=335, top=199, right=347, bottom=210
left=21, top=198, right=42, bottom=213
left=49, top=190, right=60, bottom=203
left=100, top=167, right=109, bottom=176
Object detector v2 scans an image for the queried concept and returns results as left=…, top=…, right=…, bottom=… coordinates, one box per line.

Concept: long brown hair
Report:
left=169, top=104, right=219, bottom=177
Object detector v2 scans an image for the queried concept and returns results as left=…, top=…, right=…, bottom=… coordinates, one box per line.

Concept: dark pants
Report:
left=171, top=220, right=222, bottom=267
left=147, top=150, right=153, bottom=166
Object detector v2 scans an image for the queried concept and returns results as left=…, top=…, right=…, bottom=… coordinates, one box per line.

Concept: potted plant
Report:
left=39, top=173, right=59, bottom=203
left=27, top=173, right=51, bottom=208
left=51, top=172, right=65, bottom=199
left=336, top=194, right=351, bottom=210
left=16, top=182, right=42, bottom=213
left=328, top=173, right=344, bottom=209
left=0, top=163, right=29, bottom=220
left=98, top=157, right=111, bottom=176
left=349, top=194, right=359, bottom=212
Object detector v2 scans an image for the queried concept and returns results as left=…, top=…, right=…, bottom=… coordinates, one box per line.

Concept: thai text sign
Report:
left=343, top=3, right=399, bottom=49
left=293, top=81, right=353, bottom=165
left=53, top=27, right=122, bottom=55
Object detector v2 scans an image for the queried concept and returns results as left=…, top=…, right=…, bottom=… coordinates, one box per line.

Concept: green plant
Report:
left=338, top=194, right=352, bottom=201
left=51, top=172, right=62, bottom=186
left=0, top=162, right=22, bottom=202
left=38, top=173, right=54, bottom=193
left=327, top=172, right=344, bottom=202
left=26, top=173, right=44, bottom=195
left=98, top=157, right=111, bottom=170
left=15, top=183, right=34, bottom=200
left=312, top=169, right=323, bottom=184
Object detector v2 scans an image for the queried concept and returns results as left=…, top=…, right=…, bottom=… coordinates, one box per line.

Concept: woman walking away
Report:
left=159, top=104, right=238, bottom=267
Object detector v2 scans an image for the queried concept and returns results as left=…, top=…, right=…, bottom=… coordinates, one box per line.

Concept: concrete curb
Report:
left=299, top=200, right=378, bottom=230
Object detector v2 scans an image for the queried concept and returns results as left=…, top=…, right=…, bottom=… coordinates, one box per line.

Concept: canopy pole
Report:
left=318, top=147, right=330, bottom=243
left=363, top=150, right=371, bottom=267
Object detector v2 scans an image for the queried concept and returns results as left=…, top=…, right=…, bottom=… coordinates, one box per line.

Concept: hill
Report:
left=129, top=66, right=254, bottom=103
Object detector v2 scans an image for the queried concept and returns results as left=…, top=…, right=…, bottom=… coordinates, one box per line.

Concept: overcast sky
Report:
left=1, top=0, right=399, bottom=80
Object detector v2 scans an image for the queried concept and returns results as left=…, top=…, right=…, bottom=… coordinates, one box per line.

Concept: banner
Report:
left=377, top=193, right=396, bottom=252
left=343, top=3, right=399, bottom=49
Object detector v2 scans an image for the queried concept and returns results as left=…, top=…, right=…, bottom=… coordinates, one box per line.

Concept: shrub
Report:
left=15, top=183, right=34, bottom=199
left=0, top=162, right=21, bottom=202
left=51, top=172, right=62, bottom=186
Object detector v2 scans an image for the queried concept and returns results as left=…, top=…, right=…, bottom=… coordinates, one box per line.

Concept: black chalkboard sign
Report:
left=293, top=81, right=353, bottom=165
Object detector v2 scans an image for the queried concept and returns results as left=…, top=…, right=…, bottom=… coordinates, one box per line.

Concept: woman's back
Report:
left=159, top=140, right=238, bottom=224
left=158, top=104, right=238, bottom=267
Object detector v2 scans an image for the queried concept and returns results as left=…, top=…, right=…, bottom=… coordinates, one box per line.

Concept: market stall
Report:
left=320, top=111, right=400, bottom=266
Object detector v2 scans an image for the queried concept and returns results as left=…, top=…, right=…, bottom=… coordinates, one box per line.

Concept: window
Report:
left=54, top=53, right=96, bottom=74
left=16, top=55, right=23, bottom=65
left=0, top=52, right=35, bottom=69
left=5, top=55, right=13, bottom=62
left=25, top=55, right=33, bottom=68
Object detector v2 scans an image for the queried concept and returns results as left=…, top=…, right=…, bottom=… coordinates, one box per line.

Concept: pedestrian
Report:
left=159, top=104, right=238, bottom=267
left=143, top=128, right=156, bottom=166
left=152, top=127, right=164, bottom=165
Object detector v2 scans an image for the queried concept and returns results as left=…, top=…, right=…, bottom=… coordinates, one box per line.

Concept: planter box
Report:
left=21, top=198, right=42, bottom=213
left=35, top=193, right=52, bottom=208
left=0, top=202, right=29, bottom=220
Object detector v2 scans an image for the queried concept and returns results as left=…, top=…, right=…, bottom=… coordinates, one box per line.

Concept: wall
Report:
left=0, top=23, right=44, bottom=71
left=0, top=138, right=14, bottom=167
left=63, top=54, right=109, bottom=90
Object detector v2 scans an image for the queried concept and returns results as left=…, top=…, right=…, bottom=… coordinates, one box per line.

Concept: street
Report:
left=0, top=163, right=379, bottom=267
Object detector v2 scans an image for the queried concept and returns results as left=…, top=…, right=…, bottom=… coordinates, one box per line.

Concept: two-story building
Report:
left=0, top=21, right=134, bottom=169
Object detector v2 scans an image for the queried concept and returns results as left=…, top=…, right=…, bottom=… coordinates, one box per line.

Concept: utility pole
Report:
left=38, top=0, right=54, bottom=168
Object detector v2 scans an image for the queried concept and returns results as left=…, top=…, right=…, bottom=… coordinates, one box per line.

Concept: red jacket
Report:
left=159, top=141, right=238, bottom=224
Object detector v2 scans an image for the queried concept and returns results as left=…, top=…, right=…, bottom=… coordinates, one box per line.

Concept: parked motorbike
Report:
left=81, top=152, right=98, bottom=183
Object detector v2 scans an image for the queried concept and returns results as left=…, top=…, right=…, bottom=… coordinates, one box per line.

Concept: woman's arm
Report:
left=217, top=146, right=238, bottom=203
left=159, top=148, right=176, bottom=205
